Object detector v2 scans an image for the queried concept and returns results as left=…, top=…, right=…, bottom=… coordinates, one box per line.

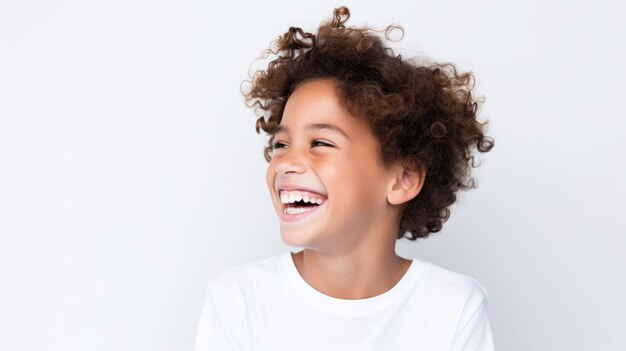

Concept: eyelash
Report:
left=272, top=140, right=332, bottom=150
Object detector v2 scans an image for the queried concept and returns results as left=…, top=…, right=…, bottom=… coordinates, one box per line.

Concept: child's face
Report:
left=266, top=78, right=397, bottom=253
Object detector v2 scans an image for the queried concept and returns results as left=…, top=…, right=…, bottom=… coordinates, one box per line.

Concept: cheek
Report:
left=323, top=162, right=370, bottom=207
left=347, top=154, right=388, bottom=207
left=266, top=160, right=281, bottom=212
left=266, top=160, right=276, bottom=191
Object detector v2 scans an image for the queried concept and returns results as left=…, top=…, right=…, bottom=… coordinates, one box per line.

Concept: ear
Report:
left=386, top=164, right=426, bottom=206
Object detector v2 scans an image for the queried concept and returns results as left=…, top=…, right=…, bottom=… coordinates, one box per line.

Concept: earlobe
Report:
left=387, top=167, right=426, bottom=206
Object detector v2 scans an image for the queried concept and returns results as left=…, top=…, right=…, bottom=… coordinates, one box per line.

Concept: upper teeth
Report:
left=280, top=190, right=325, bottom=205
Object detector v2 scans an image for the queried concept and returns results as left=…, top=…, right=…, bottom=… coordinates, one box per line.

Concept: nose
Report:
left=274, top=147, right=307, bottom=175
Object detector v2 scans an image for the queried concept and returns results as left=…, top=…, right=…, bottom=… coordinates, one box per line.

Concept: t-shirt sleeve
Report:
left=193, top=282, right=241, bottom=351
left=449, top=290, right=495, bottom=351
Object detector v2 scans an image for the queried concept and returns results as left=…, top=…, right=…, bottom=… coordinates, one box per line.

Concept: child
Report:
left=195, top=6, right=495, bottom=351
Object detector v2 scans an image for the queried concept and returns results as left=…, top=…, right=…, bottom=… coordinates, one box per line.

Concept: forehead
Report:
left=277, top=78, right=353, bottom=134
left=274, top=122, right=350, bottom=139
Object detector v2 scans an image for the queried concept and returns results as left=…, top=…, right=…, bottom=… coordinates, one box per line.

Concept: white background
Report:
left=1, top=0, right=625, bottom=350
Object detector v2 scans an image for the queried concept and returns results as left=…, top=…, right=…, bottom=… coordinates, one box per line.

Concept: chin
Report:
left=279, top=228, right=314, bottom=248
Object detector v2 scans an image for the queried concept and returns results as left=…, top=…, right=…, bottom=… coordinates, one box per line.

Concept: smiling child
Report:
left=195, top=6, right=495, bottom=351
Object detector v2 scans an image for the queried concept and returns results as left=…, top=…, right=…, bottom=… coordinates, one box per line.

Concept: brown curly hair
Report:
left=241, top=6, right=494, bottom=240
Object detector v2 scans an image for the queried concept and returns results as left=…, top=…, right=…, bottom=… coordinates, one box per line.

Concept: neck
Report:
left=291, top=248, right=412, bottom=300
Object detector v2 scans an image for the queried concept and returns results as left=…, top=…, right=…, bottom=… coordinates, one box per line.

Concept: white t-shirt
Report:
left=194, top=251, right=495, bottom=351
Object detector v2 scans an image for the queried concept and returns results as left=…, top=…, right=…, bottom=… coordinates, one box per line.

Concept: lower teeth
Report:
left=284, top=206, right=317, bottom=215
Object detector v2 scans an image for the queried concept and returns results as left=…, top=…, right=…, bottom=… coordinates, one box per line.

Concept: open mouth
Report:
left=280, top=200, right=327, bottom=222
left=278, top=189, right=327, bottom=221
left=282, top=200, right=320, bottom=215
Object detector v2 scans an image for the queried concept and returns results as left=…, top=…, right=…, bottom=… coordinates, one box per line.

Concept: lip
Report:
left=276, top=185, right=328, bottom=198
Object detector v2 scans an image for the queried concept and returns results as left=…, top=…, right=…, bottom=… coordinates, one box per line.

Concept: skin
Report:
left=266, top=77, right=426, bottom=300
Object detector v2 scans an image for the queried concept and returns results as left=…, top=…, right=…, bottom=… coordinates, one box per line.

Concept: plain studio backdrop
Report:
left=1, top=0, right=625, bottom=350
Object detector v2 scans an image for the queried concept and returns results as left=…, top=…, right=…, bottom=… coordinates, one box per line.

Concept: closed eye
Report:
left=271, top=140, right=334, bottom=150
left=312, top=140, right=333, bottom=147
left=271, top=142, right=287, bottom=150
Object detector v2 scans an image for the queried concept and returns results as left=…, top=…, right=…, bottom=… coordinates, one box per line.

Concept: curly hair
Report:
left=241, top=6, right=494, bottom=240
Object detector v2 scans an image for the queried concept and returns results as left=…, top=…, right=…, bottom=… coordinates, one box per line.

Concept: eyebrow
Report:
left=274, top=123, right=350, bottom=139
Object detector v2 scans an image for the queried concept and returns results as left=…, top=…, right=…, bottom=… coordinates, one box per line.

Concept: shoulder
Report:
left=415, top=261, right=493, bottom=349
left=421, top=260, right=489, bottom=302
left=416, top=260, right=489, bottom=329
left=204, top=253, right=283, bottom=304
